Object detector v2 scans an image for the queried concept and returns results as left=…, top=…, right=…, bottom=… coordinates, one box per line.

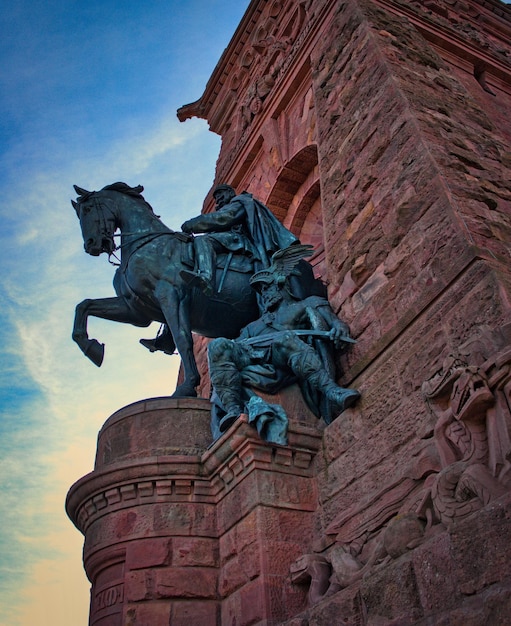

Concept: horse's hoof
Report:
left=84, top=339, right=105, bottom=367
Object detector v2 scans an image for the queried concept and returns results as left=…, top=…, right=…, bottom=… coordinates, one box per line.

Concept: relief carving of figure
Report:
left=291, top=327, right=511, bottom=606
left=421, top=349, right=511, bottom=525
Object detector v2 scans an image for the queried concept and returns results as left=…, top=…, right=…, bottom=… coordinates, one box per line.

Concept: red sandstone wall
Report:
left=181, top=0, right=511, bottom=621
left=303, top=1, right=511, bottom=621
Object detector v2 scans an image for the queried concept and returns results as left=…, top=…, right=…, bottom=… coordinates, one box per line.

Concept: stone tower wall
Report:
left=178, top=0, right=511, bottom=622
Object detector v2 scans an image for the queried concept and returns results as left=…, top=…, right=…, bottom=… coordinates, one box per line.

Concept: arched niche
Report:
left=266, top=144, right=326, bottom=279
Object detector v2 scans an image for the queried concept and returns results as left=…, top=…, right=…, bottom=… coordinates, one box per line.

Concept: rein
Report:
left=112, top=230, right=192, bottom=268
left=112, top=232, right=171, bottom=267
left=88, top=194, right=192, bottom=267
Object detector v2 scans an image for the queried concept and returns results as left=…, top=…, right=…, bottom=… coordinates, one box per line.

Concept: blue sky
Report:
left=3, top=1, right=511, bottom=625
left=0, top=2, right=249, bottom=624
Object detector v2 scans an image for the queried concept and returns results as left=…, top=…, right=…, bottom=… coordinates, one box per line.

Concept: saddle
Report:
left=180, top=240, right=255, bottom=276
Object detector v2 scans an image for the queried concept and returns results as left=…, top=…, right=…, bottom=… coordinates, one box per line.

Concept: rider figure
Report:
left=141, top=184, right=300, bottom=354
left=180, top=184, right=298, bottom=296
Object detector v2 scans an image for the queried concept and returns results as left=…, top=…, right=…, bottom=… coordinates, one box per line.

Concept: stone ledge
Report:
left=67, top=400, right=324, bottom=535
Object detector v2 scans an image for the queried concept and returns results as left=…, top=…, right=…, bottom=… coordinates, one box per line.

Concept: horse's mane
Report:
left=101, top=182, right=158, bottom=215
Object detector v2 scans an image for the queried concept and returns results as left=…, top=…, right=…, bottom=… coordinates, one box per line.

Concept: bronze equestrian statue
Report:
left=71, top=182, right=321, bottom=397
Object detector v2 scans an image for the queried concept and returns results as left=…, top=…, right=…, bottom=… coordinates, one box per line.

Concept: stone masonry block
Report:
left=220, top=542, right=260, bottom=597
left=125, top=570, right=151, bottom=602
left=124, top=601, right=171, bottom=626
left=220, top=557, right=250, bottom=598
left=221, top=578, right=265, bottom=626
left=361, top=556, right=423, bottom=623
left=173, top=537, right=218, bottom=568
left=306, top=582, right=364, bottom=626
left=412, top=530, right=461, bottom=615
left=220, top=512, right=258, bottom=565
left=171, top=600, right=219, bottom=626
left=85, top=507, right=153, bottom=551
left=263, top=541, right=307, bottom=577
left=155, top=566, right=217, bottom=599
left=153, top=502, right=216, bottom=536
left=449, top=494, right=511, bottom=596
left=126, top=538, right=171, bottom=571
left=254, top=507, right=314, bottom=544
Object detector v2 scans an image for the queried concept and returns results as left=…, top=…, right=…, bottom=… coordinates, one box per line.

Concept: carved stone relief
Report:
left=217, top=1, right=310, bottom=178
left=291, top=324, right=511, bottom=605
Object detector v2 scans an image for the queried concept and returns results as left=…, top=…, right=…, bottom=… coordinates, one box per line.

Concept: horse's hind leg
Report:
left=73, top=296, right=150, bottom=366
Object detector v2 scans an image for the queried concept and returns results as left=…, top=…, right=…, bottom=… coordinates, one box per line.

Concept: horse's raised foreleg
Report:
left=156, top=284, right=199, bottom=398
left=73, top=296, right=150, bottom=366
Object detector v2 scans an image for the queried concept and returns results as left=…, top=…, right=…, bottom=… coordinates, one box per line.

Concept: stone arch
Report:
left=266, top=144, right=326, bottom=278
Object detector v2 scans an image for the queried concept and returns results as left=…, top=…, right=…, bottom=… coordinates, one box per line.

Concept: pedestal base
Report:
left=66, top=396, right=323, bottom=625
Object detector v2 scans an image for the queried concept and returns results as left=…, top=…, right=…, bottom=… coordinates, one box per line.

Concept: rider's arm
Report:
left=181, top=201, right=245, bottom=234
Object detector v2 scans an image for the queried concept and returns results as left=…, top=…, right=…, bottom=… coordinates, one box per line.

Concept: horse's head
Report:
left=72, top=185, right=117, bottom=256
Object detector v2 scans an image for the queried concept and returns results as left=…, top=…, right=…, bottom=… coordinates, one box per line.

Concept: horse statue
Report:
left=71, top=182, right=321, bottom=397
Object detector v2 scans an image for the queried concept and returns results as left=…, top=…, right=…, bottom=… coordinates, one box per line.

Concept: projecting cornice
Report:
left=177, top=0, right=267, bottom=129
left=177, top=0, right=511, bottom=132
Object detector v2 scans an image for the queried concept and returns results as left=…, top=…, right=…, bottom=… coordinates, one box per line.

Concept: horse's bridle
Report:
left=79, top=194, right=119, bottom=263
left=81, top=193, right=192, bottom=266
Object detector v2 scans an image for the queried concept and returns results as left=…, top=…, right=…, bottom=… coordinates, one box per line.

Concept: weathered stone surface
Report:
left=124, top=601, right=172, bottom=626
left=152, top=502, right=217, bottom=536
left=126, top=538, right=171, bottom=571
left=173, top=537, right=219, bottom=568
left=361, top=557, right=424, bottom=622
left=219, top=541, right=260, bottom=597
left=412, top=531, right=460, bottom=614
left=449, top=494, right=511, bottom=595
left=171, top=600, right=219, bottom=626
left=155, top=567, right=218, bottom=599
left=221, top=578, right=265, bottom=626
left=95, top=397, right=212, bottom=465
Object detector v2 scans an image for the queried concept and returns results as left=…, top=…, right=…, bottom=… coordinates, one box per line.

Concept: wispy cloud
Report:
left=0, top=2, right=251, bottom=623
left=0, top=100, right=219, bottom=626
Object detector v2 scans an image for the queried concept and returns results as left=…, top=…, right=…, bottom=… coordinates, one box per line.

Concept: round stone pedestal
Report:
left=66, top=397, right=216, bottom=626
left=95, top=396, right=213, bottom=467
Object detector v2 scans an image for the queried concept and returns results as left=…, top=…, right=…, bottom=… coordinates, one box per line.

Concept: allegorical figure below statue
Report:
left=208, top=245, right=360, bottom=444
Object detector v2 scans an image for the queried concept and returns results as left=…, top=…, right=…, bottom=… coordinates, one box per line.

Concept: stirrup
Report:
left=179, top=269, right=213, bottom=296
left=139, top=330, right=175, bottom=355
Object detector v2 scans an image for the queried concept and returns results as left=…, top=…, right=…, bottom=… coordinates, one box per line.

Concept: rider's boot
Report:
left=215, top=386, right=245, bottom=433
left=140, top=325, right=175, bottom=355
left=313, top=374, right=360, bottom=412
left=288, top=349, right=360, bottom=413
left=179, top=269, right=213, bottom=297
left=209, top=357, right=244, bottom=432
left=179, top=237, right=214, bottom=296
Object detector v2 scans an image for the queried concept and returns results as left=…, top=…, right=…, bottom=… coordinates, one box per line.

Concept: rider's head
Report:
left=213, top=184, right=236, bottom=209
